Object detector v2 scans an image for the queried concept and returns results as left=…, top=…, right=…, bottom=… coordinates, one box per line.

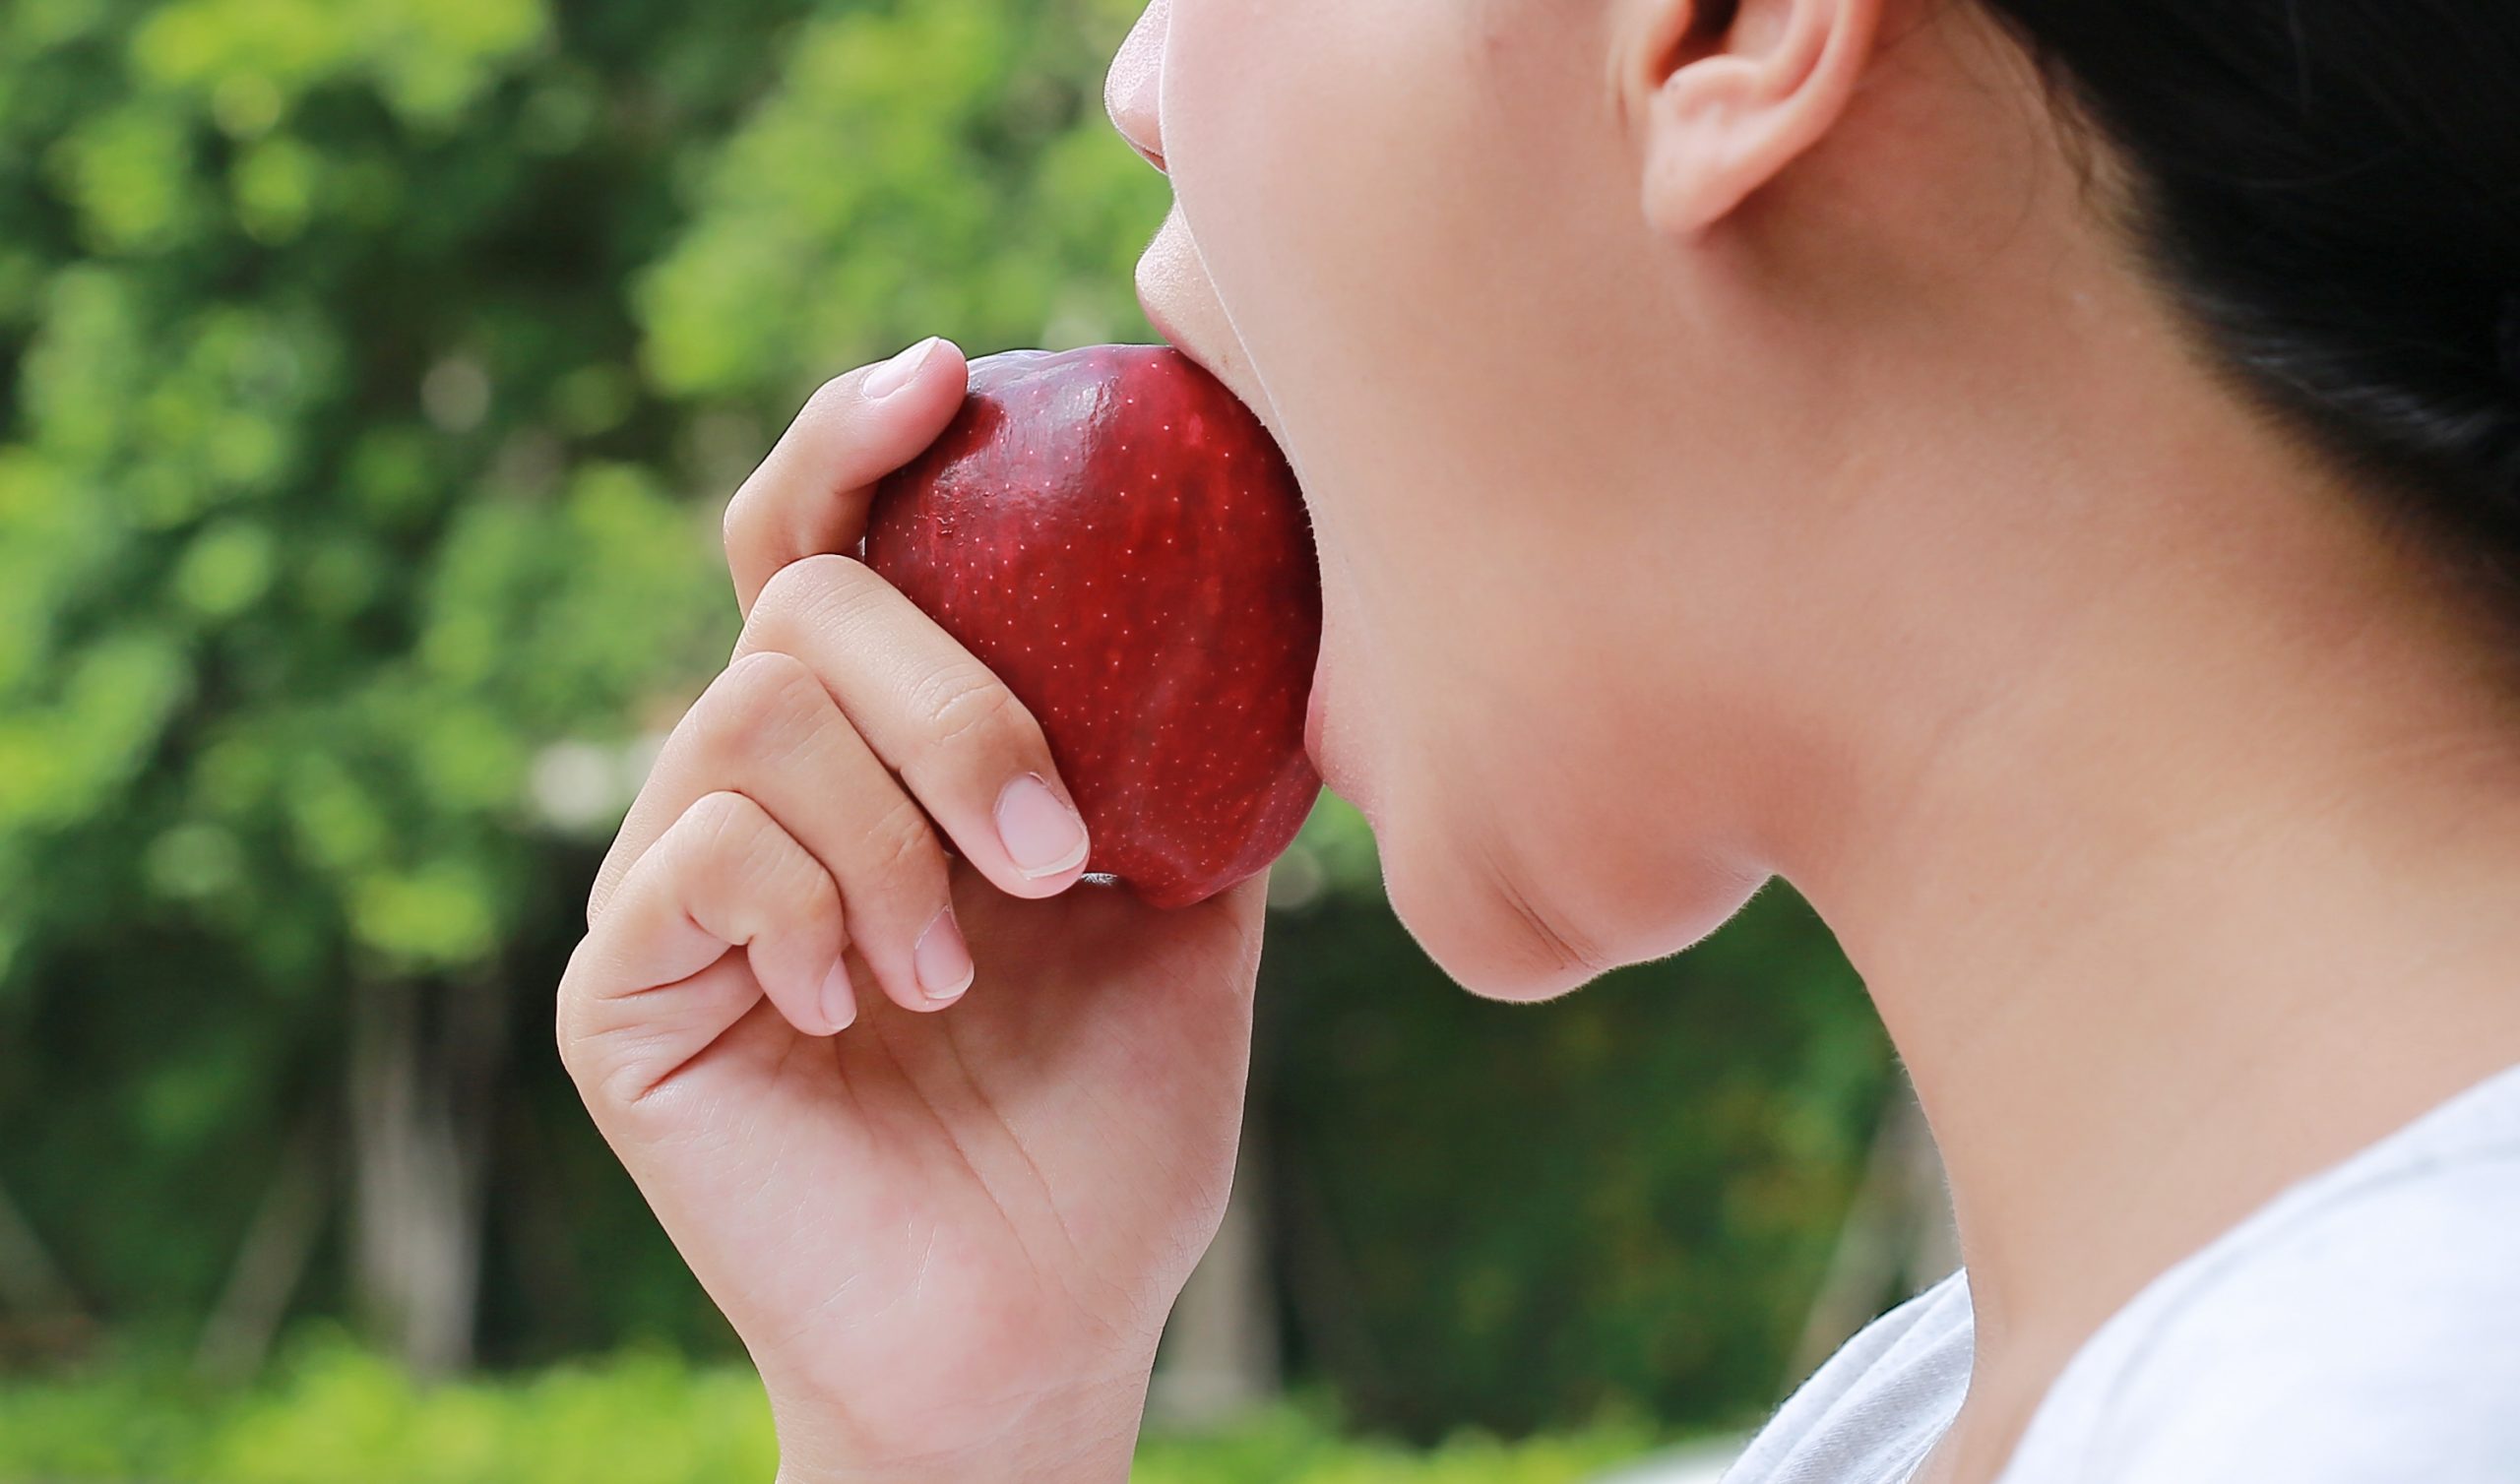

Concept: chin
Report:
left=1381, top=820, right=1772, bottom=1005
left=1377, top=827, right=1605, bottom=1004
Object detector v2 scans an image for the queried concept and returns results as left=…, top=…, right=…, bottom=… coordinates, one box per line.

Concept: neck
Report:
left=1764, top=318, right=2520, bottom=1434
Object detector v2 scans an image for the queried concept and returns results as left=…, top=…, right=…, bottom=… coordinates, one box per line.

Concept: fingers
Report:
left=724, top=338, right=969, bottom=619
left=589, top=652, right=976, bottom=1015
left=587, top=336, right=1079, bottom=1034
left=737, top=554, right=1092, bottom=903
left=559, top=791, right=850, bottom=1110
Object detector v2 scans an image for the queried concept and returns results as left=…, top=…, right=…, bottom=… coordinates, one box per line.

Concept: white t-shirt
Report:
left=1723, top=1058, right=2520, bottom=1483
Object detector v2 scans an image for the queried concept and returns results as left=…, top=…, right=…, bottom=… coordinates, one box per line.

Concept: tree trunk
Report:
left=0, top=1175, right=79, bottom=1323
left=1149, top=1113, right=1282, bottom=1427
left=347, top=970, right=507, bottom=1377
left=195, top=1118, right=330, bottom=1380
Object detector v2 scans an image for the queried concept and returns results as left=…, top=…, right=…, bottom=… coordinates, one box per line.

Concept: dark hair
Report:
left=1969, top=0, right=2520, bottom=616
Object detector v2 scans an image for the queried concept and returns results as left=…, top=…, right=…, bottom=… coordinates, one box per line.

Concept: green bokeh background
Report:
left=0, top=0, right=1899, bottom=1471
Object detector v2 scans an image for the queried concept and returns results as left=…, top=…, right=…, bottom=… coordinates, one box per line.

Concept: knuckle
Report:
left=683, top=791, right=836, bottom=927
left=920, top=668, right=1034, bottom=760
left=744, top=555, right=820, bottom=632
left=855, top=790, right=943, bottom=888
left=553, top=940, right=649, bottom=1100
left=720, top=485, right=754, bottom=557
left=703, top=651, right=827, bottom=764
left=553, top=949, right=595, bottom=1071
left=801, top=372, right=857, bottom=427
left=744, top=552, right=874, bottom=648
left=682, top=789, right=768, bottom=859
left=554, top=1008, right=607, bottom=1094
left=786, top=850, right=846, bottom=930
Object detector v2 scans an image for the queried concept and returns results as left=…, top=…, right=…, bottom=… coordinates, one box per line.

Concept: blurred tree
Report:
left=634, top=0, right=1166, bottom=403
left=0, top=0, right=1177, bottom=1376
left=1254, top=862, right=1891, bottom=1438
left=0, top=0, right=766, bottom=1372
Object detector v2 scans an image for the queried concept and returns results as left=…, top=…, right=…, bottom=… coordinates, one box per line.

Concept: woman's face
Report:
left=1106, top=0, right=2082, bottom=1000
left=1109, top=0, right=1847, bottom=999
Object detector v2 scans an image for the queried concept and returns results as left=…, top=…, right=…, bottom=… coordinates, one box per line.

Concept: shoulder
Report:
left=2029, top=1148, right=2520, bottom=1484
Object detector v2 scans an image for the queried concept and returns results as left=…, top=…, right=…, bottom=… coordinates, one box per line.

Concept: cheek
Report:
left=1161, top=0, right=1594, bottom=629
left=1161, top=0, right=1641, bottom=592
left=1163, top=0, right=1498, bottom=408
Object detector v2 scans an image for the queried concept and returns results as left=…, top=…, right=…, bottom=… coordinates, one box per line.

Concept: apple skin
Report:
left=866, top=345, right=1323, bottom=909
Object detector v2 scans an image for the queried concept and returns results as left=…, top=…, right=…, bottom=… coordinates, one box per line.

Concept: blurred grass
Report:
left=0, top=1340, right=1672, bottom=1484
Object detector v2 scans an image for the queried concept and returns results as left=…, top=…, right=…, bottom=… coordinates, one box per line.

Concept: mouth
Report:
left=1305, top=648, right=1355, bottom=804
left=1137, top=267, right=1339, bottom=794
left=1304, top=668, right=1327, bottom=774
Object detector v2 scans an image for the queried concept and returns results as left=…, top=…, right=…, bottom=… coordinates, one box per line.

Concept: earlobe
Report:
left=1631, top=0, right=1882, bottom=240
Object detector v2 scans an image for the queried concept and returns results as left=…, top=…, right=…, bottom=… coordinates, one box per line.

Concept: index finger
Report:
left=724, top=337, right=970, bottom=617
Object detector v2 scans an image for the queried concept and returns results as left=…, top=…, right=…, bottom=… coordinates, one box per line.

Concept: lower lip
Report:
left=1138, top=289, right=1192, bottom=360
left=1304, top=658, right=1345, bottom=798
left=1145, top=281, right=1331, bottom=788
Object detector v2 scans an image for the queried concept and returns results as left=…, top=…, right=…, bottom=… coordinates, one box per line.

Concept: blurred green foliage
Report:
left=1258, top=885, right=1888, bottom=1437
left=0, top=0, right=1891, bottom=1445
left=0, top=1339, right=1672, bottom=1482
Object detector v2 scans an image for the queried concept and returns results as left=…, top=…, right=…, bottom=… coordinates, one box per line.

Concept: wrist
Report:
left=769, top=1366, right=1151, bottom=1484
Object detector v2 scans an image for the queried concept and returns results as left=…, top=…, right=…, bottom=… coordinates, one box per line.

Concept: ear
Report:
left=1626, top=0, right=1884, bottom=239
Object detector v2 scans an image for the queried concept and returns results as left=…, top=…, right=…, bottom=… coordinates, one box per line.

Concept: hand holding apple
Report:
left=559, top=339, right=1288, bottom=1484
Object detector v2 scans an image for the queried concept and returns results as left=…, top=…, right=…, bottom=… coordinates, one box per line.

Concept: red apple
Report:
left=865, top=345, right=1323, bottom=909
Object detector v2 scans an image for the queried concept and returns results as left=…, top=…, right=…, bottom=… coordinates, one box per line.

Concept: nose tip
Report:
left=1104, top=2, right=1168, bottom=173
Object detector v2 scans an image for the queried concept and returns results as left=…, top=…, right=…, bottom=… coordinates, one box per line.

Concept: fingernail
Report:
left=996, top=773, right=1090, bottom=879
left=862, top=338, right=942, bottom=401
left=914, top=908, right=976, bottom=1005
left=820, top=958, right=858, bottom=1033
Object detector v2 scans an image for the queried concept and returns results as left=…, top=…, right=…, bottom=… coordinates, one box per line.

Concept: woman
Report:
left=555, top=0, right=2520, bottom=1478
